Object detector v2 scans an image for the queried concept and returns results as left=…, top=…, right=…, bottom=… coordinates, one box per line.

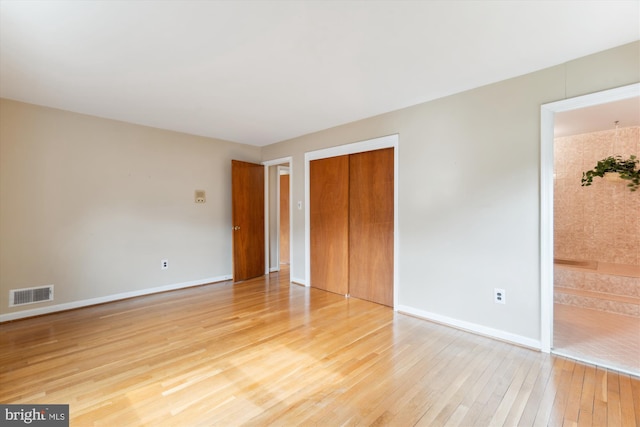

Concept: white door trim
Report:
left=539, top=82, right=639, bottom=353
left=304, top=134, right=399, bottom=309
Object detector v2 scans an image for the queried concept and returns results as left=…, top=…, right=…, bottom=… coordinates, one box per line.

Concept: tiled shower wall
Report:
left=554, top=126, right=640, bottom=266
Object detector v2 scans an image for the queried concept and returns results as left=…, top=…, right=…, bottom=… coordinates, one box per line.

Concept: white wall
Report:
left=1, top=42, right=638, bottom=345
left=261, top=41, right=640, bottom=347
left=0, top=99, right=261, bottom=319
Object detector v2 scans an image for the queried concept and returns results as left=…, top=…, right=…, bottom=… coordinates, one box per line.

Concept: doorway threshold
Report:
left=551, top=349, right=639, bottom=378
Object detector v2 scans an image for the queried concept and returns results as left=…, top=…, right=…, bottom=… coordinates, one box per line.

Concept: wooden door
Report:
left=310, top=156, right=349, bottom=295
left=279, top=174, right=290, bottom=264
left=232, top=160, right=265, bottom=282
left=349, top=148, right=394, bottom=306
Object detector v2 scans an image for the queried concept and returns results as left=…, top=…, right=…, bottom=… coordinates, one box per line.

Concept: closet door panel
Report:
left=349, top=148, right=394, bottom=306
left=310, top=156, right=349, bottom=295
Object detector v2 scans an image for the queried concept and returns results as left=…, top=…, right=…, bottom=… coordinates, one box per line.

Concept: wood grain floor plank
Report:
left=577, top=363, right=596, bottom=427
left=619, top=373, right=637, bottom=427
left=466, top=345, right=524, bottom=426
left=487, top=348, right=537, bottom=426
left=630, top=374, right=640, bottom=426
left=547, top=358, right=577, bottom=426
left=502, top=353, right=549, bottom=426
left=607, top=370, right=622, bottom=427
left=1, top=267, right=638, bottom=426
left=414, top=340, right=492, bottom=426
left=563, top=362, right=585, bottom=424
left=593, top=366, right=609, bottom=426
left=528, top=355, right=566, bottom=426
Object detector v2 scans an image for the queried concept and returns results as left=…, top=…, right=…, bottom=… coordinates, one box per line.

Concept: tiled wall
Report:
left=554, top=127, right=640, bottom=266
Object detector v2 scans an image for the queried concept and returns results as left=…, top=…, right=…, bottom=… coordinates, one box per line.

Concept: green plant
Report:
left=581, top=155, right=640, bottom=192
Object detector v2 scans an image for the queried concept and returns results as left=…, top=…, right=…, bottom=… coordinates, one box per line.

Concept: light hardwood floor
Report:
left=1, top=268, right=639, bottom=426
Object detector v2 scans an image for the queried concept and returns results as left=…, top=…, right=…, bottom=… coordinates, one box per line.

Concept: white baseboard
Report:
left=291, top=277, right=308, bottom=286
left=0, top=274, right=233, bottom=322
left=396, top=304, right=541, bottom=350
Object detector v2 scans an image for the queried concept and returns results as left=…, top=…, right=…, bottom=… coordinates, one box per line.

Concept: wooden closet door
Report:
left=349, top=148, right=394, bottom=306
left=310, top=156, right=349, bottom=295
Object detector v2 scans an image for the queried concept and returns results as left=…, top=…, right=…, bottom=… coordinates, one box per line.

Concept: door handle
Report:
left=233, top=226, right=241, bottom=231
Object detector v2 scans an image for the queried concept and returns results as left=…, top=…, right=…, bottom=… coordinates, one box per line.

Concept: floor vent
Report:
left=9, top=285, right=54, bottom=307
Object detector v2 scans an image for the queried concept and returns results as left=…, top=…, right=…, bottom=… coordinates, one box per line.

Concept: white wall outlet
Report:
left=161, top=259, right=169, bottom=270
left=494, top=288, right=506, bottom=304
left=195, top=190, right=206, bottom=203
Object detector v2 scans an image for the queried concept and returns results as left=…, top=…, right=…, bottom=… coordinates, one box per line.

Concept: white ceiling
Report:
left=1, top=1, right=639, bottom=146
left=555, top=96, right=640, bottom=137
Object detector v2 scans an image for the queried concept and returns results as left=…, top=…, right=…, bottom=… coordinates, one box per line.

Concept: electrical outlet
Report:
left=494, top=288, right=506, bottom=304
left=195, top=190, right=206, bottom=203
left=161, top=259, right=168, bottom=270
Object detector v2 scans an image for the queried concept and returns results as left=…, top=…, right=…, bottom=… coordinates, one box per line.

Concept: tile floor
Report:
left=553, top=303, right=640, bottom=377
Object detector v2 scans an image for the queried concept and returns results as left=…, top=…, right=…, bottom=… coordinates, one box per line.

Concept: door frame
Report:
left=263, top=157, right=293, bottom=275
left=304, top=134, right=399, bottom=309
left=539, top=82, right=639, bottom=353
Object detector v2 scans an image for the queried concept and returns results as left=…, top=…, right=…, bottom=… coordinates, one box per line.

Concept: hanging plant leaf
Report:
left=581, top=155, right=639, bottom=192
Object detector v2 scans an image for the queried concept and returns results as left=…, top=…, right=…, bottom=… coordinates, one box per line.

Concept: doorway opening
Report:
left=278, top=166, right=290, bottom=268
left=540, top=83, right=639, bottom=376
left=264, top=157, right=293, bottom=275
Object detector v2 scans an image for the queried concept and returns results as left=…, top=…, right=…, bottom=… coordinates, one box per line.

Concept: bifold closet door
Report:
left=349, top=148, right=394, bottom=307
left=310, top=155, right=349, bottom=295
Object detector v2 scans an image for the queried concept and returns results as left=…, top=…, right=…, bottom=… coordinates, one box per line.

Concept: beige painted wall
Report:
left=554, top=126, right=639, bottom=266
left=1, top=41, right=638, bottom=343
left=0, top=99, right=260, bottom=316
left=261, top=41, right=640, bottom=343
